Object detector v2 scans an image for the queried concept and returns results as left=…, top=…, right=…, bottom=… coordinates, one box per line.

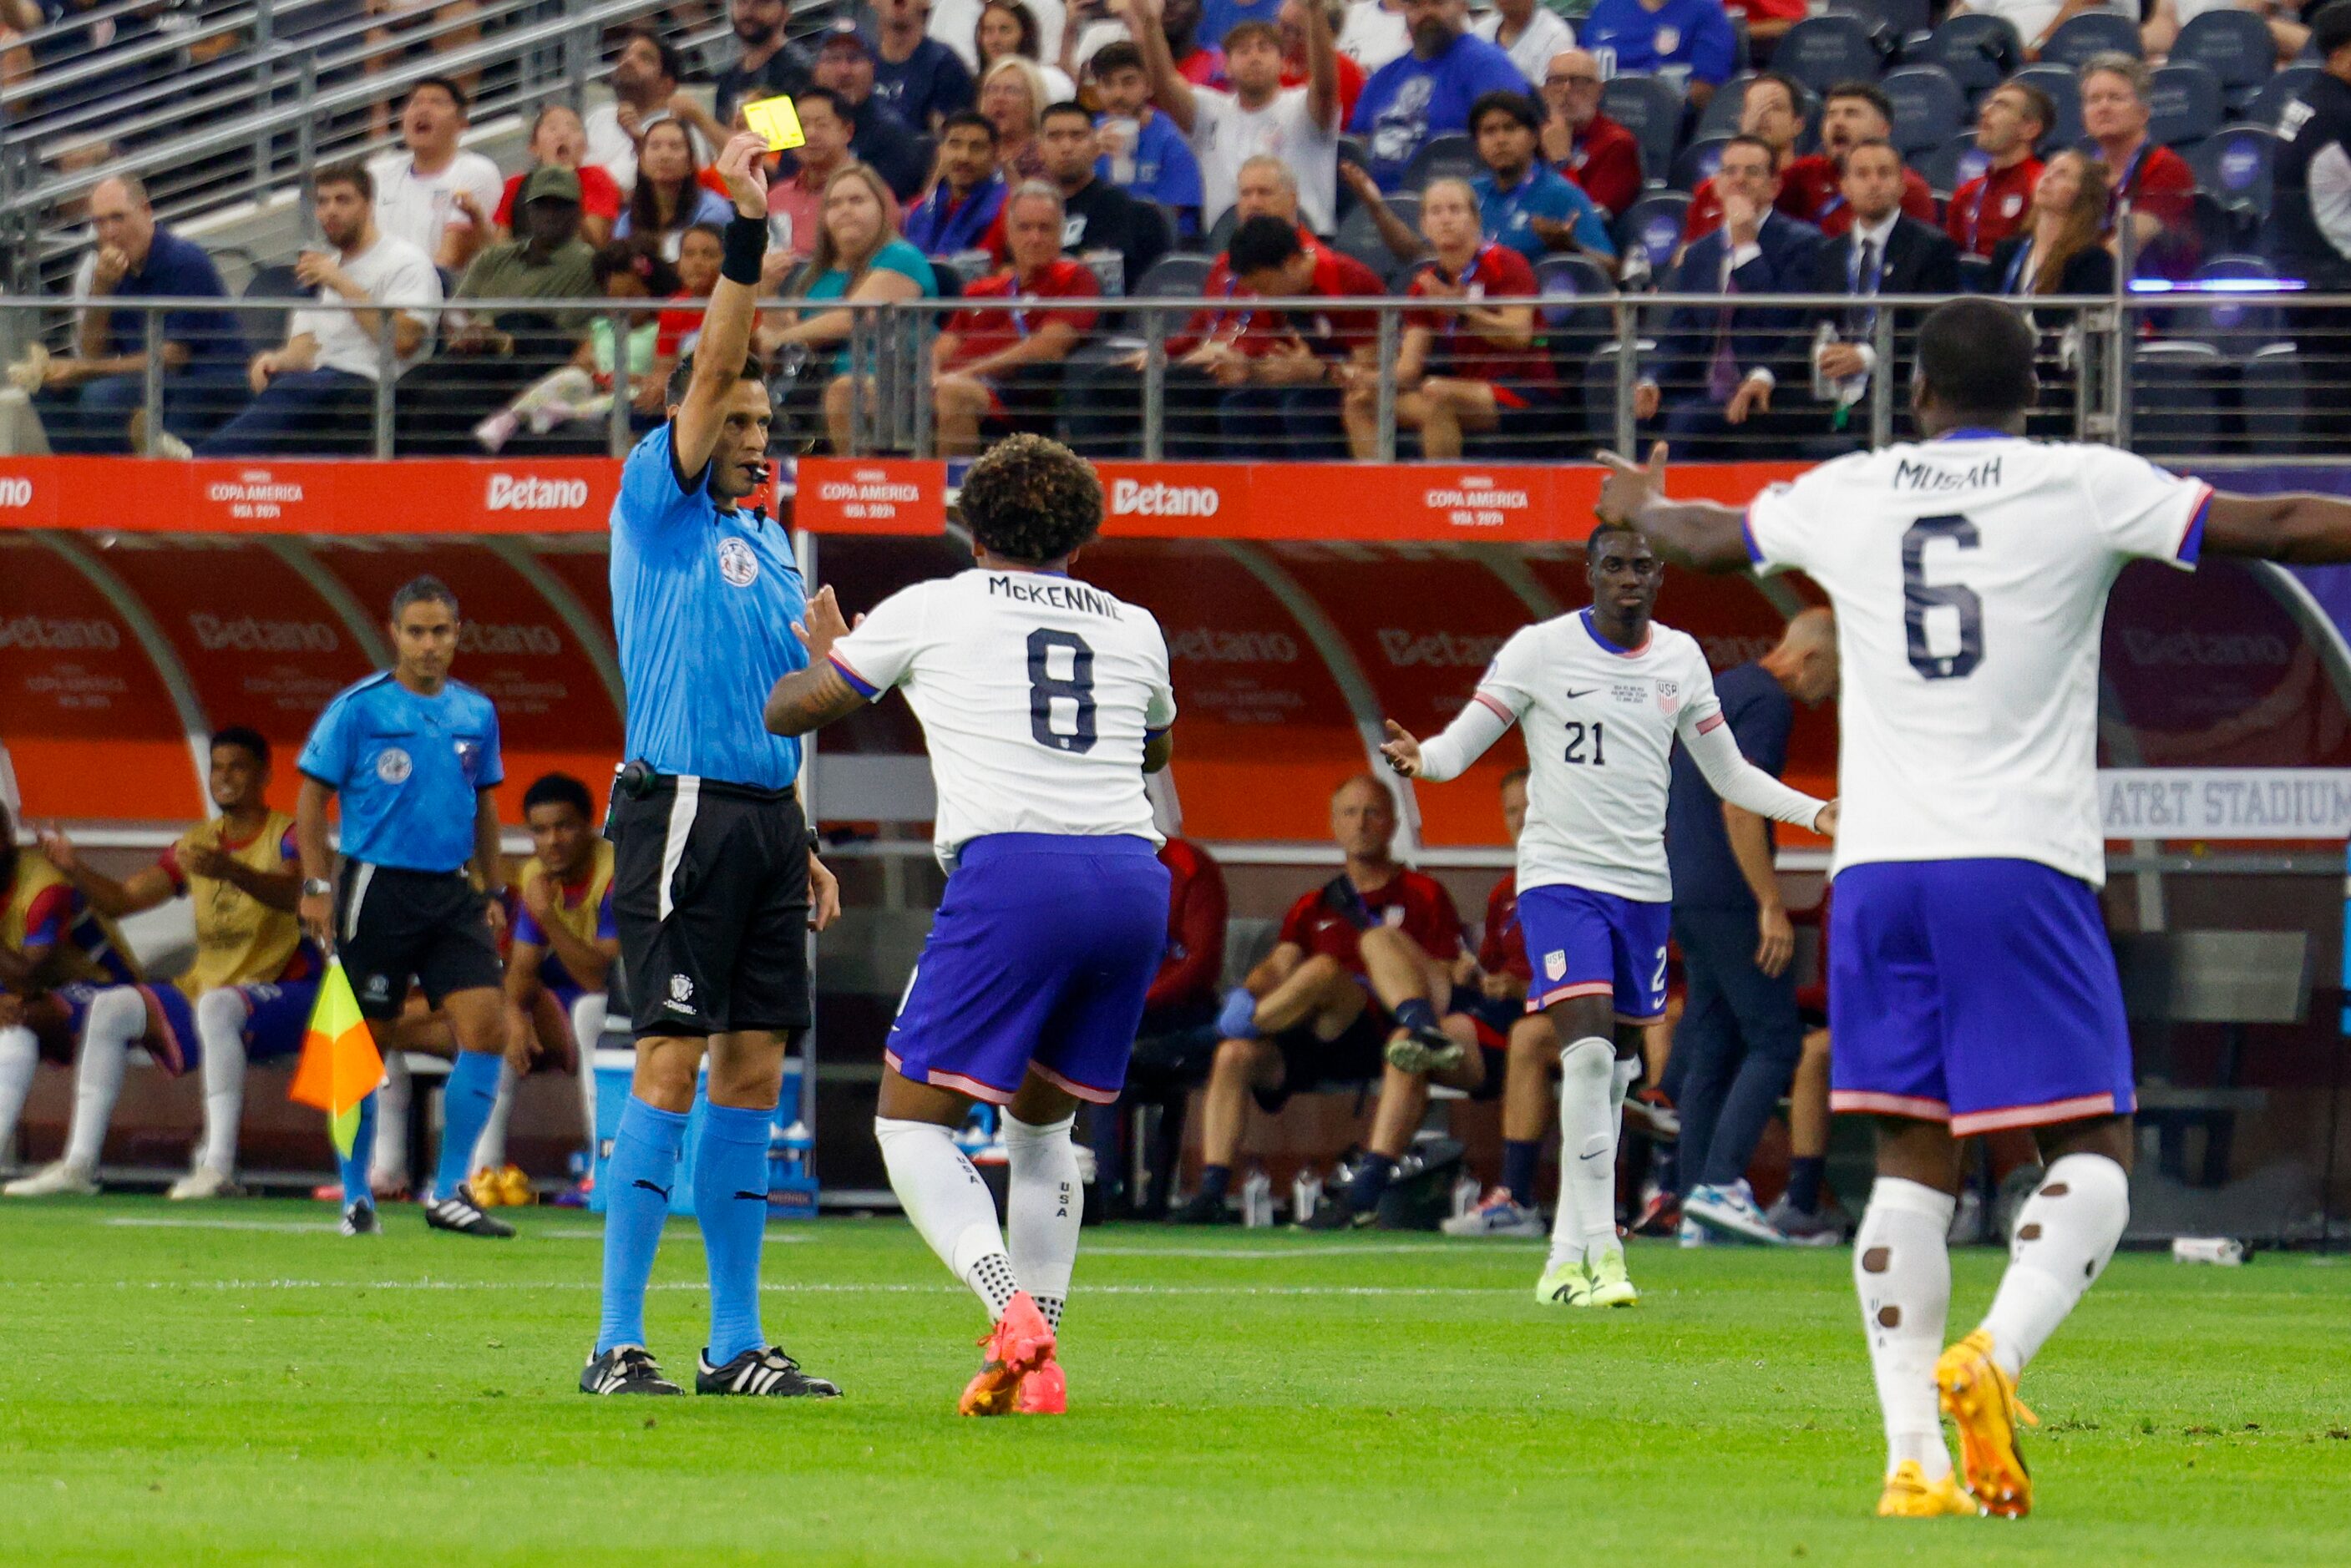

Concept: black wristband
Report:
left=721, top=214, right=768, bottom=286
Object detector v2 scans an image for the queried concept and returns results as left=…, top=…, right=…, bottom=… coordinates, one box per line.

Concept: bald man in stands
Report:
left=1659, top=609, right=1841, bottom=1247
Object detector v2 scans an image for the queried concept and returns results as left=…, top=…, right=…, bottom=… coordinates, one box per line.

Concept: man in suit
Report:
left=1633, top=136, right=1824, bottom=458
left=1806, top=139, right=1960, bottom=450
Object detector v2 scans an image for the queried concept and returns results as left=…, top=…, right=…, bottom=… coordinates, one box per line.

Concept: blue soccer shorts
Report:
left=887, top=833, right=1170, bottom=1105
left=140, top=978, right=319, bottom=1070
left=1828, top=858, right=2136, bottom=1136
left=1518, top=883, right=1672, bottom=1024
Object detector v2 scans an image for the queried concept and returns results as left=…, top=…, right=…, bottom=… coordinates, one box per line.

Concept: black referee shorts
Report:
left=337, top=863, right=504, bottom=1021
left=609, top=775, right=812, bottom=1040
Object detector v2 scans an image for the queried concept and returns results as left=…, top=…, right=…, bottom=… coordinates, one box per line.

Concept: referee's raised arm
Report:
left=671, top=129, right=778, bottom=482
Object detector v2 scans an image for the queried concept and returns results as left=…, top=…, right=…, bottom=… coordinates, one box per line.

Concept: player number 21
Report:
left=1561, top=721, right=1606, bottom=766
left=1026, top=628, right=1097, bottom=754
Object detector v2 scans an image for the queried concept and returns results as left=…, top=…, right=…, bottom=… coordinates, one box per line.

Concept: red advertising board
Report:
left=0, top=457, right=621, bottom=536
left=792, top=458, right=947, bottom=535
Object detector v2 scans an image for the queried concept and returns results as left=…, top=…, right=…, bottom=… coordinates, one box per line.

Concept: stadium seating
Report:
left=1827, top=0, right=1931, bottom=48
left=1773, top=14, right=1882, bottom=96
left=1600, top=74, right=1685, bottom=190
left=1670, top=136, right=1730, bottom=196
left=1614, top=192, right=1692, bottom=276
left=1401, top=132, right=1480, bottom=193
left=2243, top=64, right=2321, bottom=129
left=2149, top=62, right=2225, bottom=149
left=1913, top=132, right=1989, bottom=198
left=2039, top=10, right=2141, bottom=71
left=1335, top=193, right=1418, bottom=278
left=2191, top=124, right=2278, bottom=234
left=2172, top=8, right=2277, bottom=110
left=2010, top=63, right=2085, bottom=149
left=1921, top=13, right=2023, bottom=101
left=1881, top=63, right=1968, bottom=154
left=1133, top=254, right=1214, bottom=300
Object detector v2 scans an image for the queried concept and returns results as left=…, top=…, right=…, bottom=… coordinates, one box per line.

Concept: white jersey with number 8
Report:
left=825, top=569, right=1176, bottom=870
left=1743, top=434, right=2211, bottom=888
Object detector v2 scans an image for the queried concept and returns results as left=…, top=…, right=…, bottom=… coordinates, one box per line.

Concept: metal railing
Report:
left=0, top=289, right=2335, bottom=464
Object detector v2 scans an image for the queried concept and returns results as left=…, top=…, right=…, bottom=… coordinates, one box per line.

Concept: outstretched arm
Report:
left=1381, top=699, right=1515, bottom=784
left=673, top=131, right=774, bottom=482
left=2203, top=490, right=2351, bottom=564
left=1683, top=718, right=1834, bottom=835
left=1594, top=442, right=1756, bottom=574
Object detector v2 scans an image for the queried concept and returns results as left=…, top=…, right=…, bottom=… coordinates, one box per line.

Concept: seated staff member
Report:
left=931, top=180, right=1103, bottom=455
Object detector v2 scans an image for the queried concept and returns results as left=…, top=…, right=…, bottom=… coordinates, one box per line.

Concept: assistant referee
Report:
left=583, top=130, right=844, bottom=1401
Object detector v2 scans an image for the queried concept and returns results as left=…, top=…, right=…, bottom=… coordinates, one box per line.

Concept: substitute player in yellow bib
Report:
left=7, top=727, right=317, bottom=1198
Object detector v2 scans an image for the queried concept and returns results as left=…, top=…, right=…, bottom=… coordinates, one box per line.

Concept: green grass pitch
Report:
left=3, top=1199, right=2348, bottom=1566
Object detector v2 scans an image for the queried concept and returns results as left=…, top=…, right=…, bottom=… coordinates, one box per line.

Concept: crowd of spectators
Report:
left=17, top=0, right=2351, bottom=459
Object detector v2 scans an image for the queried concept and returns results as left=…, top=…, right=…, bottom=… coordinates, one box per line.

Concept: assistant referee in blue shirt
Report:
left=583, top=129, right=845, bottom=1402
left=296, top=575, right=516, bottom=1242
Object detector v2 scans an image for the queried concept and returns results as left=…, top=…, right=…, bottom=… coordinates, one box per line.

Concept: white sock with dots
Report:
left=1978, top=1153, right=2130, bottom=1379
left=1002, top=1111, right=1081, bottom=1332
left=1854, top=1177, right=1957, bottom=1481
left=875, top=1116, right=1021, bottom=1320
left=1546, top=1037, right=1618, bottom=1271
left=0, top=1026, right=38, bottom=1159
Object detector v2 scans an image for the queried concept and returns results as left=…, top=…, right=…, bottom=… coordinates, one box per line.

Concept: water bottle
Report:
left=1452, top=1171, right=1482, bottom=1220
left=1290, top=1169, right=1323, bottom=1226
left=1240, top=1169, right=1274, bottom=1227
left=768, top=1118, right=819, bottom=1219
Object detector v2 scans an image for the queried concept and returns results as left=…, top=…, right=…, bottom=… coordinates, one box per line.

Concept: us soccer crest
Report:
left=1544, top=950, right=1566, bottom=981
left=1654, top=25, right=1680, bottom=53
left=1656, top=679, right=1680, bottom=716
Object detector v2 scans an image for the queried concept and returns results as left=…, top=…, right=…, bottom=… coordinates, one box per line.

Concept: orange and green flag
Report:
left=287, top=959, right=382, bottom=1158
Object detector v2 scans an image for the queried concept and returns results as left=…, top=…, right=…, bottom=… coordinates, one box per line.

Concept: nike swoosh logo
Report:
left=1563, top=688, right=1595, bottom=699
left=1578, top=1151, right=1605, bottom=1161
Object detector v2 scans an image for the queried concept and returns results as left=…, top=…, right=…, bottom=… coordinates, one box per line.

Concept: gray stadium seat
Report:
left=1923, top=13, right=2022, bottom=100
left=1881, top=64, right=1965, bottom=154
left=239, top=263, right=303, bottom=358
left=1334, top=192, right=1417, bottom=276
left=1203, top=206, right=1239, bottom=255
left=2191, top=124, right=2277, bottom=225
left=1693, top=72, right=1753, bottom=143
left=2172, top=8, right=2275, bottom=107
left=2130, top=340, right=2226, bottom=458
left=2009, top=63, right=2083, bottom=149
left=1402, top=130, right=1480, bottom=191
left=1600, top=74, right=1683, bottom=190
left=1914, top=131, right=1990, bottom=197
left=2241, top=343, right=2308, bottom=456
left=2177, top=254, right=2288, bottom=354
left=1133, top=254, right=1213, bottom=299
left=2148, top=61, right=2222, bottom=148
left=1775, top=14, right=1882, bottom=95
left=2039, top=10, right=2140, bottom=71
left=1533, top=253, right=1614, bottom=352
left=1827, top=0, right=1929, bottom=47
left=1670, top=135, right=1729, bottom=195
left=1614, top=192, right=1691, bottom=276
left=2243, top=64, right=2321, bottom=129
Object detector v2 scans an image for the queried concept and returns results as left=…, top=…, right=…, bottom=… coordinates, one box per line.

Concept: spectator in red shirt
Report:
left=1690, top=78, right=1938, bottom=242
left=1739, top=0, right=1808, bottom=52
left=1682, top=71, right=1806, bottom=241
left=1173, top=775, right=1472, bottom=1225
left=1945, top=82, right=2050, bottom=260
left=494, top=104, right=623, bottom=247
left=2080, top=51, right=2197, bottom=279
left=1190, top=210, right=1385, bottom=456
left=1163, top=0, right=1229, bottom=85
left=1100, top=832, right=1231, bottom=1216
left=931, top=180, right=1104, bottom=451
left=1538, top=47, right=1640, bottom=218
left=1281, top=0, right=1366, bottom=124
left=1342, top=177, right=1553, bottom=458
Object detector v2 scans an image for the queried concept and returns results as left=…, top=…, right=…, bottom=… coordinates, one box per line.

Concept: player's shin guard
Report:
left=432, top=1050, right=502, bottom=1203
left=1548, top=1037, right=1618, bottom=1268
left=1978, top=1153, right=2129, bottom=1379
left=1001, top=1112, right=1081, bottom=1332
left=1855, top=1177, right=1958, bottom=1481
left=337, top=1091, right=379, bottom=1206
left=371, top=1052, right=413, bottom=1191
left=471, top=1059, right=519, bottom=1177
left=875, top=1116, right=1021, bottom=1319
left=694, top=1103, right=775, bottom=1366
left=193, top=988, right=250, bottom=1177
left=596, top=1095, right=687, bottom=1355
left=0, top=1026, right=38, bottom=1158
left=61, top=987, right=143, bottom=1171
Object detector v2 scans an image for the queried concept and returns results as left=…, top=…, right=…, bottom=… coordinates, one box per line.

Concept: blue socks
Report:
left=1393, top=998, right=1440, bottom=1036
left=337, top=1090, right=377, bottom=1206
left=1502, top=1139, right=1541, bottom=1210
left=1347, top=1151, right=1396, bottom=1210
left=1786, top=1156, right=1827, bottom=1215
left=434, top=1050, right=502, bottom=1201
left=596, top=1095, right=687, bottom=1355
left=1197, top=1163, right=1232, bottom=1203
left=696, top=1103, right=775, bottom=1366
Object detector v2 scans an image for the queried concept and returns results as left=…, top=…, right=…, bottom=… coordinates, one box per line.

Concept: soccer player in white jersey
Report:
left=1381, top=521, right=1835, bottom=1309
left=1594, top=295, right=2351, bottom=1519
left=763, top=434, right=1176, bottom=1416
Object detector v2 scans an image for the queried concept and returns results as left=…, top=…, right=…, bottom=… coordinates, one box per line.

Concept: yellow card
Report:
left=742, top=94, right=806, bottom=152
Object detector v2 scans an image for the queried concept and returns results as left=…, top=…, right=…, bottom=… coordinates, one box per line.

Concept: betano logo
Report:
left=459, top=622, right=563, bottom=655
left=486, top=474, right=590, bottom=511
left=190, top=614, right=339, bottom=652
left=1110, top=478, right=1221, bottom=518
left=0, top=615, right=119, bottom=650
left=0, top=477, right=32, bottom=508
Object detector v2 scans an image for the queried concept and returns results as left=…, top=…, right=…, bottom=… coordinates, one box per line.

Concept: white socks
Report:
left=471, top=1060, right=520, bottom=1174
left=1979, top=1153, right=2130, bottom=1379
left=62, top=986, right=144, bottom=1171
left=1546, top=1036, right=1619, bottom=1270
left=875, top=1115, right=1020, bottom=1320
left=1001, top=1112, right=1082, bottom=1331
left=371, top=1051, right=413, bottom=1190
left=193, top=987, right=251, bottom=1177
left=569, top=993, right=608, bottom=1147
left=0, top=1025, right=38, bottom=1160
left=1855, top=1177, right=1957, bottom=1481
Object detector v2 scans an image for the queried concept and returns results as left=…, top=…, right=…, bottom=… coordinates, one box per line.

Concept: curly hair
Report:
left=958, top=434, right=1102, bottom=564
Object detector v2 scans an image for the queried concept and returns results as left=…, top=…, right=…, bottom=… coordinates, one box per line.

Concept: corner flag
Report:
left=288, top=959, right=382, bottom=1157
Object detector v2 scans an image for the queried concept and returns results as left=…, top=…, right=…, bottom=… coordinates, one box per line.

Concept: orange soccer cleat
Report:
left=1936, top=1329, right=2039, bottom=1518
left=1013, top=1357, right=1067, bottom=1415
left=959, top=1292, right=1056, bottom=1417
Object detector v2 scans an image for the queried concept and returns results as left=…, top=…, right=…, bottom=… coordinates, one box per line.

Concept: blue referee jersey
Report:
left=609, top=422, right=808, bottom=791
left=297, top=672, right=504, bottom=873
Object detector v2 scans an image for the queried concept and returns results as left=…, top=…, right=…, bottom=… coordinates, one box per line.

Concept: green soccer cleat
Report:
left=1535, top=1257, right=1591, bottom=1307
left=1585, top=1243, right=1640, bottom=1308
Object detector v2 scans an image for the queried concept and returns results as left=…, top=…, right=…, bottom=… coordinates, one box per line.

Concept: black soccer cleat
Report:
left=696, top=1345, right=842, bottom=1399
left=1166, top=1190, right=1235, bottom=1226
left=340, top=1198, right=380, bottom=1237
left=423, top=1186, right=515, bottom=1239
left=1296, top=1195, right=1373, bottom=1232
left=580, top=1345, right=683, bottom=1396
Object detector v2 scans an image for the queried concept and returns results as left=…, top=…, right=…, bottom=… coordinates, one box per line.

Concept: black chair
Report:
left=1913, top=131, right=1989, bottom=197
left=2191, top=124, right=2277, bottom=229
left=1203, top=206, right=1239, bottom=256
left=2130, top=340, right=2227, bottom=459
left=2240, top=342, right=2308, bottom=455
left=1402, top=130, right=1479, bottom=191
left=2172, top=8, right=2275, bottom=109
left=1775, top=13, right=1882, bottom=95
left=2010, top=63, right=2084, bottom=149
left=2190, top=188, right=2246, bottom=256
left=1693, top=72, right=1754, bottom=143
left=1826, top=0, right=1929, bottom=48
left=239, top=263, right=305, bottom=358
left=1670, top=135, right=1730, bottom=195
left=2244, top=63, right=2320, bottom=129
left=1881, top=63, right=1966, bottom=154
left=2039, top=10, right=2141, bottom=71
left=1922, top=13, right=2022, bottom=101
left=1601, top=73, right=1684, bottom=190
left=2175, top=254, right=2288, bottom=356
left=1614, top=192, right=1691, bottom=276
left=1533, top=252, right=1615, bottom=352
left=2149, top=61, right=2223, bottom=148
left=1335, top=134, right=1371, bottom=224
left=1334, top=192, right=1417, bottom=276
left=1133, top=253, right=1213, bottom=300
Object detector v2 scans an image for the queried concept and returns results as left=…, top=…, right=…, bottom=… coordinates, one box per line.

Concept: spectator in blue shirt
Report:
left=874, top=0, right=977, bottom=129
left=1467, top=90, right=1614, bottom=266
left=33, top=172, right=247, bottom=453
left=1091, top=40, right=1204, bottom=237
left=1200, top=0, right=1282, bottom=51
left=1580, top=0, right=1738, bottom=110
left=1349, top=0, right=1531, bottom=190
